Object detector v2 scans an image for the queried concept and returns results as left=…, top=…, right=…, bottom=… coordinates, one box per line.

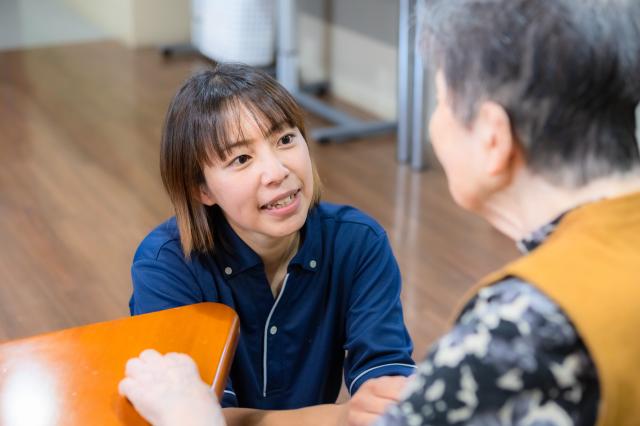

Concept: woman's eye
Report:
left=279, top=133, right=295, bottom=145
left=231, top=154, right=251, bottom=166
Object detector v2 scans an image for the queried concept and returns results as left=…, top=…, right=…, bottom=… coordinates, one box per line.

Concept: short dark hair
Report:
left=160, top=64, right=321, bottom=256
left=420, top=0, right=640, bottom=187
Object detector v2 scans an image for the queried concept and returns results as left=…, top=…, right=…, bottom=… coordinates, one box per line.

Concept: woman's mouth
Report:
left=261, top=189, right=301, bottom=210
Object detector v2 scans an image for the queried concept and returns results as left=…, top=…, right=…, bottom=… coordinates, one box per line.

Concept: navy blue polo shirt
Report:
left=130, top=202, right=415, bottom=409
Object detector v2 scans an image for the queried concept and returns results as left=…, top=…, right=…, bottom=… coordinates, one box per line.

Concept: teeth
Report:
left=266, top=192, right=296, bottom=210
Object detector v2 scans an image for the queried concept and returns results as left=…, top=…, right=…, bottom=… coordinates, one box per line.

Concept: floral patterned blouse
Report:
left=376, top=216, right=600, bottom=425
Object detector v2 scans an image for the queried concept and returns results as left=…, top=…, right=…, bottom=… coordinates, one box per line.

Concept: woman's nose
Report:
left=260, top=152, right=289, bottom=185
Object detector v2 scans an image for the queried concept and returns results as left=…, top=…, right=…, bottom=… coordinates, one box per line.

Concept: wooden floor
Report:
left=0, top=42, right=518, bottom=359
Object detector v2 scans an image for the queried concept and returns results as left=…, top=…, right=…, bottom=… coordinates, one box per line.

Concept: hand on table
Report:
left=119, top=349, right=225, bottom=426
left=342, top=375, right=410, bottom=426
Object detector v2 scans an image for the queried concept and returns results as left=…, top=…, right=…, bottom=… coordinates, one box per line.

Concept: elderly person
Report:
left=378, top=0, right=640, bottom=425
left=120, top=0, right=640, bottom=425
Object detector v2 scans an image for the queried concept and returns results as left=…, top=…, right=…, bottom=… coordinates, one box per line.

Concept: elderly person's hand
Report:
left=341, top=376, right=409, bottom=426
left=119, top=349, right=225, bottom=426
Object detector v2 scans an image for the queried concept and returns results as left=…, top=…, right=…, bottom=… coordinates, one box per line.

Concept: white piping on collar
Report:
left=262, top=273, right=290, bottom=397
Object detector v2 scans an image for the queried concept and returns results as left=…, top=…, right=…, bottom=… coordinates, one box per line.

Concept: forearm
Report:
left=223, top=403, right=345, bottom=426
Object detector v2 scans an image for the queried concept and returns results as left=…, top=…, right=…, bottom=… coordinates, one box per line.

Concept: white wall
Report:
left=131, top=0, right=190, bottom=47
left=298, top=12, right=330, bottom=84
left=299, top=0, right=400, bottom=120
left=64, top=0, right=133, bottom=45
left=329, top=24, right=397, bottom=120
left=0, top=0, right=108, bottom=50
left=64, top=0, right=189, bottom=47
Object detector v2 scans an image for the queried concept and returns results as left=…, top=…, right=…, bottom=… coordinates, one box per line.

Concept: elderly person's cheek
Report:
left=429, top=110, right=479, bottom=211
left=447, top=159, right=481, bottom=211
left=428, top=104, right=455, bottom=174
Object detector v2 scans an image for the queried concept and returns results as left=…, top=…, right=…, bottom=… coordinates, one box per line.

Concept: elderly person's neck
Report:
left=480, top=167, right=640, bottom=242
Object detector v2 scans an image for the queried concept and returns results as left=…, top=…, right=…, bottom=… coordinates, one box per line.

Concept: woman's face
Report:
left=199, top=107, right=315, bottom=245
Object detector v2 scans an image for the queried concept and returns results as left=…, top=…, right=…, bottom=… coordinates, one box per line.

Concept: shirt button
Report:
left=269, top=325, right=278, bottom=335
left=224, top=266, right=233, bottom=275
left=309, top=260, right=317, bottom=268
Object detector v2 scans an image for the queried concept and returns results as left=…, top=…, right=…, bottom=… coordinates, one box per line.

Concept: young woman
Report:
left=126, top=63, right=415, bottom=425
left=125, top=0, right=640, bottom=424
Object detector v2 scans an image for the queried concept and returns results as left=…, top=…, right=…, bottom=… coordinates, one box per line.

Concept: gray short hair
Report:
left=420, top=0, right=640, bottom=187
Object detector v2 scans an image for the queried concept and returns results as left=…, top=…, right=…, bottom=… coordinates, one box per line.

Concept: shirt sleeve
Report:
left=129, top=242, right=207, bottom=315
left=375, top=278, right=600, bottom=426
left=220, top=377, right=238, bottom=408
left=343, top=231, right=416, bottom=396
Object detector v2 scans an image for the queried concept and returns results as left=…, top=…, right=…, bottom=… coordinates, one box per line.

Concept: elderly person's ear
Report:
left=475, top=101, right=517, bottom=178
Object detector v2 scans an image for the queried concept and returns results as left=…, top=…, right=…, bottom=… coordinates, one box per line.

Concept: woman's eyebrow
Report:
left=225, top=140, right=251, bottom=151
left=227, top=122, right=289, bottom=148
left=264, top=121, right=288, bottom=138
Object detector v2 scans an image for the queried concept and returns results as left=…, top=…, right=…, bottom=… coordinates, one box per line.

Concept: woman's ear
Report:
left=199, top=184, right=216, bottom=206
left=476, top=101, right=516, bottom=177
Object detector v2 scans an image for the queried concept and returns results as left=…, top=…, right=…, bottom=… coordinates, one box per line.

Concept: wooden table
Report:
left=0, top=303, right=239, bottom=425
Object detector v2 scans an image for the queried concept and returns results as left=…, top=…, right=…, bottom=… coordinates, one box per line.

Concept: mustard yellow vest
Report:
left=454, top=191, right=640, bottom=426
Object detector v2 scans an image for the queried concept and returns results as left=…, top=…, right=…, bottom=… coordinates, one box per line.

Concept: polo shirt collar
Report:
left=290, top=205, right=323, bottom=272
left=213, top=209, right=262, bottom=277
left=212, top=205, right=323, bottom=277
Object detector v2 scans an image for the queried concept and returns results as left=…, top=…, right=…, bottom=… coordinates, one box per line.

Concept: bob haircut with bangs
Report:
left=160, top=63, right=322, bottom=257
